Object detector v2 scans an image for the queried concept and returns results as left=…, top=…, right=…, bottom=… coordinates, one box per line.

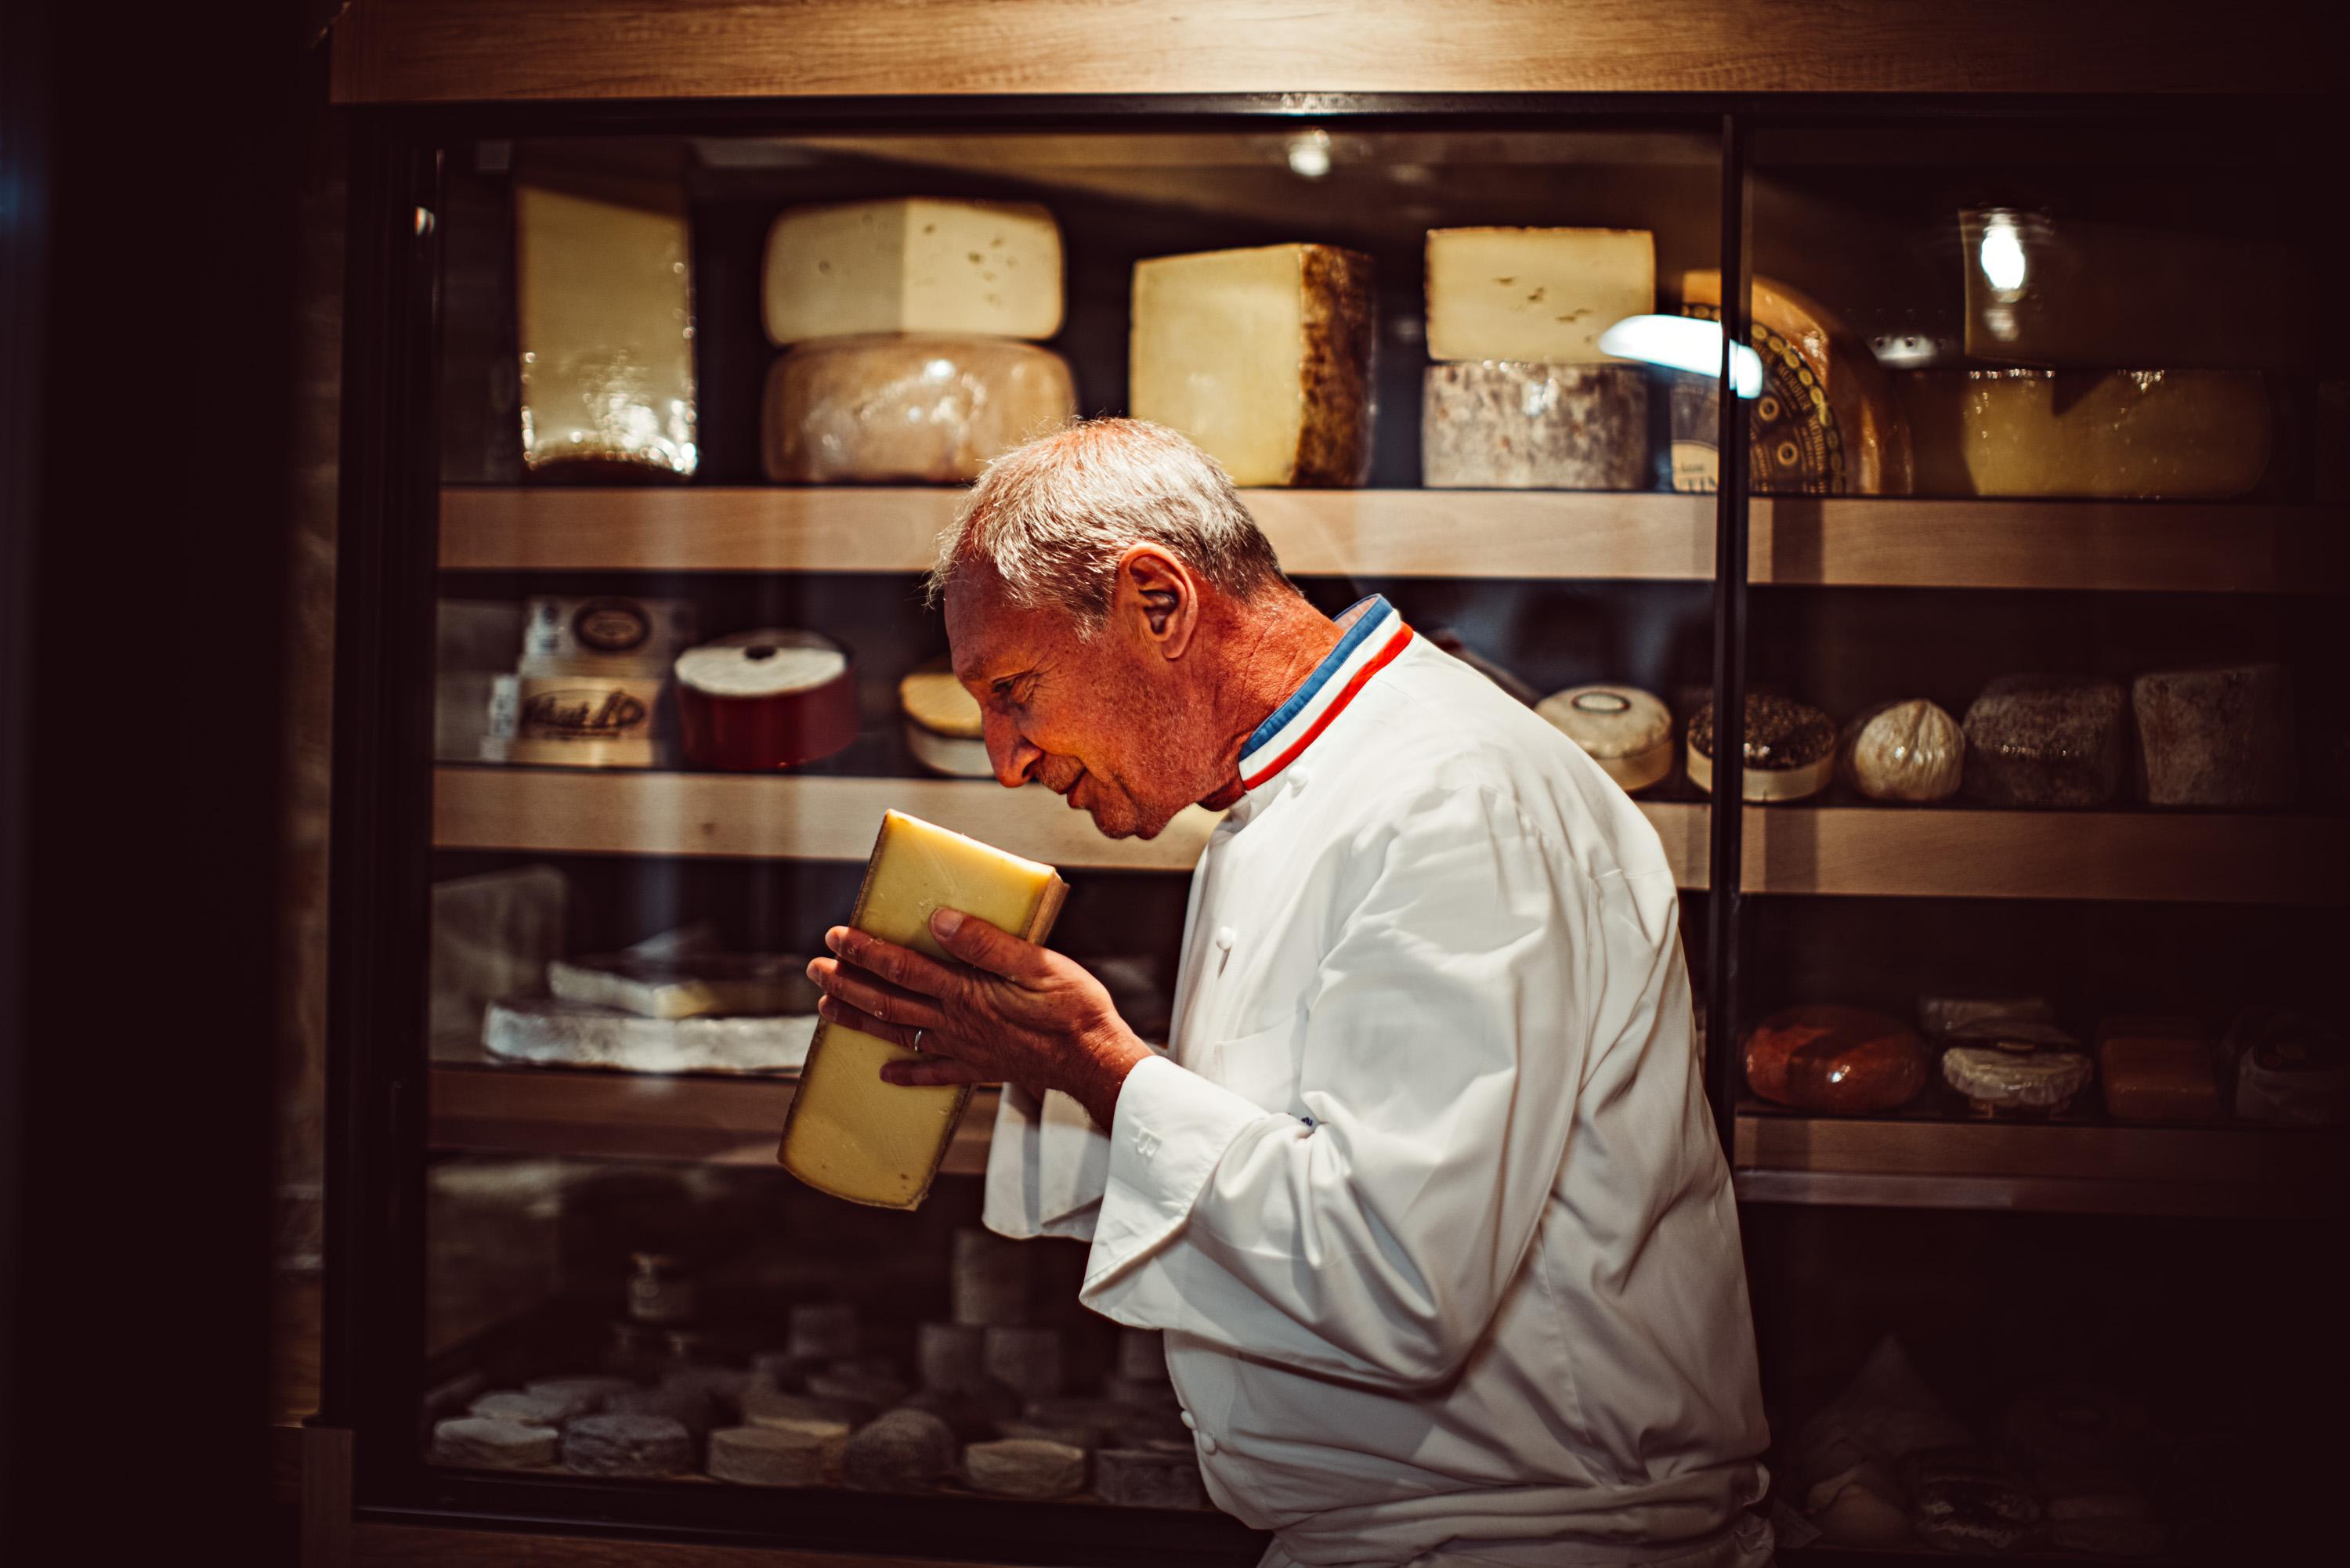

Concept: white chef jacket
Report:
left=985, top=598, right=1771, bottom=1568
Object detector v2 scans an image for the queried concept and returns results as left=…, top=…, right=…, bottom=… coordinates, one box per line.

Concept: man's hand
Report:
left=804, top=908, right=1152, bottom=1129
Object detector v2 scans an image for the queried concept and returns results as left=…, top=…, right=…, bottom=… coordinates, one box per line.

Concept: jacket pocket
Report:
left=1199, top=1015, right=1307, bottom=1118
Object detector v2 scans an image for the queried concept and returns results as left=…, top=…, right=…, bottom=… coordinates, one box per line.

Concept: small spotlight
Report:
left=1596, top=315, right=1764, bottom=398
left=1977, top=209, right=2027, bottom=294
left=1285, top=129, right=1332, bottom=179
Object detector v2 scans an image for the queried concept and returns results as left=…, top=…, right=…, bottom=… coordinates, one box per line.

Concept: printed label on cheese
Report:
left=763, top=198, right=1063, bottom=345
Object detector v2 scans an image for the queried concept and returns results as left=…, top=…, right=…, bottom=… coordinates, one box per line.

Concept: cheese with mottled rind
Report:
left=763, top=198, right=1063, bottom=345
left=484, top=997, right=815, bottom=1075
left=1421, top=363, right=1650, bottom=489
left=432, top=1416, right=559, bottom=1469
left=1424, top=228, right=1654, bottom=364
left=965, top=1438, right=1086, bottom=1499
left=707, top=1424, right=828, bottom=1487
left=2131, top=663, right=2295, bottom=807
left=1094, top=1446, right=1212, bottom=1508
left=765, top=335, right=1076, bottom=483
left=779, top=813, right=1067, bottom=1209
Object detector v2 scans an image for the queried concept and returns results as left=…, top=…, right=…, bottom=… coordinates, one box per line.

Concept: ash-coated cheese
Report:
left=483, top=997, right=815, bottom=1075
left=1424, top=228, right=1654, bottom=364
left=1900, top=369, right=2272, bottom=499
left=707, top=1424, right=829, bottom=1487
left=523, top=1374, right=637, bottom=1411
left=1130, top=244, right=1376, bottom=487
left=1536, top=685, right=1673, bottom=793
left=982, top=1326, right=1065, bottom=1402
left=2131, top=664, right=2295, bottom=808
left=780, top=815, right=1066, bottom=1209
left=470, top=1389, right=580, bottom=1427
left=1421, top=363, right=1650, bottom=489
left=841, top=1408, right=960, bottom=1492
left=950, top=1227, right=1031, bottom=1327
left=763, top=198, right=1063, bottom=345
left=1688, top=695, right=1836, bottom=803
left=432, top=1416, right=559, bottom=1469
left=515, top=175, right=696, bottom=478
left=964, top=1438, right=1086, bottom=1499
left=1963, top=675, right=2128, bottom=808
left=560, top=1414, right=696, bottom=1478
left=1094, top=1446, right=1212, bottom=1509
left=917, top=1321, right=989, bottom=1393
left=764, top=336, right=1076, bottom=484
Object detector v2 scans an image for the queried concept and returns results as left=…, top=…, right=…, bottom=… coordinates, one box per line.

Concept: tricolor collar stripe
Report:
left=1239, top=597, right=1412, bottom=791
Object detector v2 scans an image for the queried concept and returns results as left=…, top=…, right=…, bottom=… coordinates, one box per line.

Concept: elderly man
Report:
left=807, top=419, right=1771, bottom=1568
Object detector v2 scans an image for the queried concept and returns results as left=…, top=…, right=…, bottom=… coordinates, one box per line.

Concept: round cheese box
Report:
left=675, top=630, right=859, bottom=771
left=1535, top=685, right=1673, bottom=792
left=1688, top=695, right=1836, bottom=803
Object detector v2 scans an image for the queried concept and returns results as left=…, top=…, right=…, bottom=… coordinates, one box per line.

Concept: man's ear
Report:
left=1113, top=544, right=1200, bottom=659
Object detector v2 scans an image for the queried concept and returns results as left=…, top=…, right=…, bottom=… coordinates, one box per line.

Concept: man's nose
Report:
left=983, top=710, right=1041, bottom=789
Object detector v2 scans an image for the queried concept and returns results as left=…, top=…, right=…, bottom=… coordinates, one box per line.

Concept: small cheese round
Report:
left=898, top=661, right=984, bottom=739
left=707, top=1424, right=829, bottom=1487
left=605, top=1385, right=716, bottom=1437
left=432, top=1416, right=559, bottom=1469
left=1844, top=698, right=1965, bottom=803
left=965, top=1438, right=1087, bottom=1499
left=1094, top=1446, right=1211, bottom=1509
left=560, top=1414, right=696, bottom=1478
left=1942, top=1046, right=2095, bottom=1114
left=469, top=1390, right=578, bottom=1428
left=1689, top=695, right=1836, bottom=802
left=807, top=1365, right=909, bottom=1412
left=1536, top=685, right=1673, bottom=792
left=841, top=1408, right=960, bottom=1492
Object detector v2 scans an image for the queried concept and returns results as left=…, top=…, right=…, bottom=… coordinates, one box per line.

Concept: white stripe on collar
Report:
left=1237, top=596, right=1412, bottom=792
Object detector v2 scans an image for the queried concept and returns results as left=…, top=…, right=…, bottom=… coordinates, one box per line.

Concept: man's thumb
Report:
left=929, top=908, right=1030, bottom=977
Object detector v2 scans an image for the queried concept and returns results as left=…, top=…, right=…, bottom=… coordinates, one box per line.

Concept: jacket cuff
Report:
left=1079, top=1053, right=1271, bottom=1313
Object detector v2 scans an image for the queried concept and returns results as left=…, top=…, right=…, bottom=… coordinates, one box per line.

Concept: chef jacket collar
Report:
left=1236, top=594, right=1412, bottom=794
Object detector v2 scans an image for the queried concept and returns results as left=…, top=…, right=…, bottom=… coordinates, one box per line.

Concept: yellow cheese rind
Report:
left=1899, top=369, right=2271, bottom=500
left=779, top=811, right=1065, bottom=1209
left=1425, top=228, right=1654, bottom=364
left=762, top=199, right=1064, bottom=345
left=898, top=662, right=985, bottom=739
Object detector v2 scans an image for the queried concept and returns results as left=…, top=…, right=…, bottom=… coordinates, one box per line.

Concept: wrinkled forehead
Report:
left=943, top=566, right=1063, bottom=684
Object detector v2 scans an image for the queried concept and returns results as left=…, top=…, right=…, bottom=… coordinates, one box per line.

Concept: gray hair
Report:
left=925, top=418, right=1286, bottom=632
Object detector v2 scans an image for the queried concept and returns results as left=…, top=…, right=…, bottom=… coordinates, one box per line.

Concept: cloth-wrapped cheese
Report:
left=2224, top=1009, right=2350, bottom=1126
left=1842, top=699, right=1965, bottom=804
left=763, top=336, right=1076, bottom=484
left=1744, top=1006, right=1927, bottom=1115
left=1941, top=1042, right=2094, bottom=1116
left=1421, top=363, right=1649, bottom=489
left=2131, top=663, right=2295, bottom=807
left=1963, top=674, right=2127, bottom=807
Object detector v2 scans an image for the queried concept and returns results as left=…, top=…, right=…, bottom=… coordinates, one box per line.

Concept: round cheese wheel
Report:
left=1743, top=1005, right=1927, bottom=1115
left=1844, top=698, right=1965, bottom=803
left=1942, top=1045, right=2095, bottom=1115
left=898, top=660, right=984, bottom=739
left=1689, top=695, right=1836, bottom=803
left=707, top=1424, right=828, bottom=1487
left=764, top=335, right=1077, bottom=485
left=432, top=1415, right=559, bottom=1469
left=903, top=719, right=995, bottom=779
left=674, top=630, right=859, bottom=771
left=841, top=1407, right=959, bottom=1492
left=470, top=1389, right=579, bottom=1427
left=560, top=1413, right=696, bottom=1478
left=1536, top=685, right=1673, bottom=792
left=964, top=1437, right=1087, bottom=1499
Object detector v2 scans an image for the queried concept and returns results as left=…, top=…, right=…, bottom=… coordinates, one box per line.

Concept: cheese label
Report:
left=1669, top=305, right=1848, bottom=494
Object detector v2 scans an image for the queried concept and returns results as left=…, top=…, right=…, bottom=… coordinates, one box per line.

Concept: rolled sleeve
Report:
left=1081, top=1053, right=1274, bottom=1314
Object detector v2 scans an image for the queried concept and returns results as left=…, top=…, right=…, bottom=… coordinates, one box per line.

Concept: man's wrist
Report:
left=1074, top=1025, right=1155, bottom=1129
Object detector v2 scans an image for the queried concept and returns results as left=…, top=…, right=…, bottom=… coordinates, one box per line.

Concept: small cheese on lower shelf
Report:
left=1130, top=244, right=1376, bottom=487
left=763, top=198, right=1063, bottom=345
left=779, top=815, right=1067, bottom=1209
left=1900, top=369, right=2272, bottom=499
left=432, top=1416, right=559, bottom=1469
left=738, top=1387, right=856, bottom=1460
left=1094, top=1446, right=1212, bottom=1509
left=515, top=174, right=696, bottom=478
left=764, top=336, right=1076, bottom=483
left=965, top=1438, right=1086, bottom=1499
left=982, top=1327, right=1065, bottom=1402
left=2131, top=664, right=2296, bottom=808
left=559, top=1414, right=696, bottom=1478
left=1536, top=685, right=1673, bottom=793
left=904, top=722, right=995, bottom=779
left=900, top=662, right=995, bottom=779
left=1421, top=363, right=1650, bottom=489
left=841, top=1408, right=960, bottom=1492
left=1424, top=228, right=1654, bottom=364
left=483, top=997, right=815, bottom=1075
left=1963, top=675, right=2127, bottom=808
left=707, top=1424, right=829, bottom=1487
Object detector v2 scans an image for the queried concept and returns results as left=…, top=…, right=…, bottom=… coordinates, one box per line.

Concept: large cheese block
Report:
left=1842, top=699, right=1965, bottom=804
left=1960, top=208, right=2312, bottom=370
left=432, top=1416, right=559, bottom=1469
left=1900, top=369, right=2272, bottom=499
left=763, top=198, right=1063, bottom=345
left=1670, top=272, right=1909, bottom=496
left=1963, top=675, right=2127, bottom=808
left=1423, top=228, right=1654, bottom=363
left=764, top=335, right=1076, bottom=484
left=1129, top=244, right=1376, bottom=487
left=1535, top=685, right=1673, bottom=793
left=779, top=813, right=1068, bottom=1209
left=707, top=1424, right=828, bottom=1487
left=965, top=1438, right=1086, bottom=1499
left=1744, top=1006, right=1928, bottom=1115
left=2131, top=664, right=2295, bottom=808
left=1421, top=363, right=1650, bottom=489
left=483, top=996, right=815, bottom=1075
left=515, top=174, right=696, bottom=479
left=1688, top=695, right=1836, bottom=803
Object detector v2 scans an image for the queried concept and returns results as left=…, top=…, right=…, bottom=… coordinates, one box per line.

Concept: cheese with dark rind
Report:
left=762, top=198, right=1063, bottom=345
left=1094, top=1446, right=1212, bottom=1509
left=483, top=997, right=815, bottom=1075
left=515, top=173, right=696, bottom=479
left=2131, top=663, right=2295, bottom=807
left=1130, top=244, right=1376, bottom=487
left=1963, top=674, right=2127, bottom=808
left=707, top=1424, right=828, bottom=1487
left=1423, top=228, right=1654, bottom=364
left=1420, top=363, right=1650, bottom=489
left=1688, top=695, right=1836, bottom=803
left=964, top=1438, right=1086, bottom=1499
left=1901, top=368, right=2272, bottom=499
left=764, top=335, right=1076, bottom=483
left=841, top=1408, right=960, bottom=1492
left=432, top=1416, right=559, bottom=1469
left=1743, top=1006, right=1928, bottom=1115
left=560, top=1414, right=696, bottom=1477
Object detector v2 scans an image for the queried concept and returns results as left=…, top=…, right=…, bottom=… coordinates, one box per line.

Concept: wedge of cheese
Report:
left=1129, top=244, right=1376, bottom=487
left=779, top=812, right=1067, bottom=1209
left=515, top=174, right=697, bottom=478
left=1425, top=228, right=1654, bottom=363
left=762, top=198, right=1063, bottom=345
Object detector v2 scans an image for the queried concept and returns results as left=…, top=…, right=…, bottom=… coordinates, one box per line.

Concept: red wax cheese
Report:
left=1744, top=1005, right=1928, bottom=1115
left=674, top=630, right=859, bottom=771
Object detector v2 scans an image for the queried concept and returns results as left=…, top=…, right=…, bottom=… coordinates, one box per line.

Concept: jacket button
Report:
left=1198, top=1434, right=1218, bottom=1456
left=1179, top=1409, right=1196, bottom=1430
left=1213, top=926, right=1235, bottom=952
left=1289, top=768, right=1311, bottom=792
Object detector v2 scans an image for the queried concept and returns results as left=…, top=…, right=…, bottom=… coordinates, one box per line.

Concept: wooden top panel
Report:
left=331, top=0, right=2319, bottom=104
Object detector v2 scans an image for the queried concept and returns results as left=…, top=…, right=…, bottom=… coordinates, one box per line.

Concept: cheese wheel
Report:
left=674, top=630, right=859, bottom=772
left=1130, top=244, right=1376, bottom=487
left=432, top=1416, right=559, bottom=1469
left=2097, top=1033, right=2218, bottom=1125
left=898, top=662, right=983, bottom=739
left=965, top=1438, right=1086, bottom=1499
left=1094, top=1447, right=1212, bottom=1509
left=1901, top=368, right=2271, bottom=499
left=982, top=1326, right=1065, bottom=1402
left=547, top=950, right=817, bottom=1021
left=1842, top=699, right=1965, bottom=804
left=737, top=1387, right=856, bottom=1459
left=1963, top=674, right=2127, bottom=808
left=1423, top=228, right=1654, bottom=364
left=1019, top=1396, right=1126, bottom=1450
left=561, top=1414, right=696, bottom=1478
left=1941, top=1045, right=2095, bottom=1115
left=661, top=1365, right=756, bottom=1411
left=895, top=1386, right=1009, bottom=1443
left=763, top=198, right=1063, bottom=345
left=841, top=1408, right=960, bottom=1492
left=470, top=1389, right=580, bottom=1428
left=1688, top=695, right=1835, bottom=803
left=806, top=1365, right=909, bottom=1412
left=1743, top=1005, right=1927, bottom=1115
left=1535, top=685, right=1672, bottom=792
left=483, top=997, right=815, bottom=1075
left=2131, top=663, right=2295, bottom=807
left=1420, top=363, right=1650, bottom=489
left=707, top=1424, right=828, bottom=1487
left=520, top=595, right=697, bottom=677
left=903, top=721, right=996, bottom=779
left=764, top=336, right=1076, bottom=484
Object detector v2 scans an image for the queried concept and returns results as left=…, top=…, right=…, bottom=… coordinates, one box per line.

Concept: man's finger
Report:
left=826, top=926, right=966, bottom=1001
left=808, top=958, right=950, bottom=1037
left=879, top=1057, right=995, bottom=1089
left=814, top=995, right=920, bottom=1051
left=927, top=909, right=1045, bottom=982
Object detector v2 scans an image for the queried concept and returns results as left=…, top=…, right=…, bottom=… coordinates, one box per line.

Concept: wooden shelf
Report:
left=437, top=487, right=2338, bottom=593
left=1734, top=1111, right=2348, bottom=1217
left=1738, top=805, right=2345, bottom=904
left=432, top=766, right=1712, bottom=885
left=430, top=1054, right=996, bottom=1173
